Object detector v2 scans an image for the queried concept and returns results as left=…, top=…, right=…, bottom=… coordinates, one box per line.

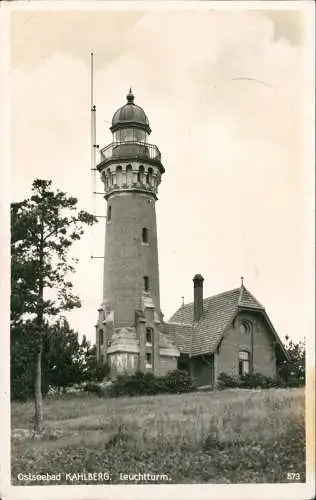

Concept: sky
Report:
left=7, top=2, right=314, bottom=344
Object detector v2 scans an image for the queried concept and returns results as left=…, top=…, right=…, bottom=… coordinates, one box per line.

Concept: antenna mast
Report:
left=90, top=52, right=97, bottom=218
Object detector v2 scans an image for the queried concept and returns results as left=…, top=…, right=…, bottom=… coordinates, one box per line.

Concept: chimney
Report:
left=193, top=274, right=204, bottom=322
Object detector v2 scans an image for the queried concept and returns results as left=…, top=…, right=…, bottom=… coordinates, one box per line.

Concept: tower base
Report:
left=95, top=292, right=179, bottom=378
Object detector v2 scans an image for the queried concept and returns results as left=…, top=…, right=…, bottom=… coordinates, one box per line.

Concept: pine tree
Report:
left=11, top=179, right=97, bottom=432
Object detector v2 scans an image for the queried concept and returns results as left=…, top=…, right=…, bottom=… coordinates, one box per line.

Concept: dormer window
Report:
left=142, top=227, right=149, bottom=244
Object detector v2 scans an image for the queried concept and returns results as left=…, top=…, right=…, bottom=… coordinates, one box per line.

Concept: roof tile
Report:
left=168, top=286, right=264, bottom=356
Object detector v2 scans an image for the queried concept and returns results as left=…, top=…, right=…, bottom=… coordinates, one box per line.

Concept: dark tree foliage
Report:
left=82, top=344, right=111, bottom=382
left=11, top=179, right=97, bottom=431
left=42, top=319, right=90, bottom=394
left=11, top=321, right=38, bottom=401
left=278, top=336, right=305, bottom=387
left=11, top=319, right=90, bottom=400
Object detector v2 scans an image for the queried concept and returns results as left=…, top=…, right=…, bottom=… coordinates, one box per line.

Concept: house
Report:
left=167, top=274, right=288, bottom=387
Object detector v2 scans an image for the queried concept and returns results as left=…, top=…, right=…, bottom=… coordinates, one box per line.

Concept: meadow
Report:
left=11, top=387, right=305, bottom=485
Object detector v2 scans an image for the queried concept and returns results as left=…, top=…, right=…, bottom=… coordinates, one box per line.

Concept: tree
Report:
left=82, top=344, right=111, bottom=382
left=42, top=318, right=91, bottom=394
left=278, top=336, right=305, bottom=386
left=11, top=321, right=38, bottom=401
left=11, top=179, right=96, bottom=432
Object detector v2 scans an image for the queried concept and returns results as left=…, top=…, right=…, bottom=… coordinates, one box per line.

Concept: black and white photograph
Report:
left=0, top=1, right=315, bottom=499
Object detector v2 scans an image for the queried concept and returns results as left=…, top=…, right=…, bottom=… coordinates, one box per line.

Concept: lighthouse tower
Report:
left=96, top=89, right=179, bottom=376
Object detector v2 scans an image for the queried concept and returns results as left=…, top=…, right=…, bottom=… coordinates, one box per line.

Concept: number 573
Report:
left=287, top=472, right=300, bottom=481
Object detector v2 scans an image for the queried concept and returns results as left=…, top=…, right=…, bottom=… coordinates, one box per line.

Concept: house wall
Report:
left=190, top=355, right=214, bottom=387
left=155, top=355, right=177, bottom=376
left=214, top=312, right=276, bottom=379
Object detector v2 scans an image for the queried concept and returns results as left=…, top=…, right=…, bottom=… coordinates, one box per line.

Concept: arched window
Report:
left=116, top=166, right=122, bottom=187
left=126, top=165, right=133, bottom=185
left=142, top=227, right=148, bottom=243
left=138, top=165, right=145, bottom=184
left=238, top=350, right=250, bottom=376
left=147, top=167, right=153, bottom=185
left=146, top=327, right=153, bottom=345
left=240, top=320, right=252, bottom=335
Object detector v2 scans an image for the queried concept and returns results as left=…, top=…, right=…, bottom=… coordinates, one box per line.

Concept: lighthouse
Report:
left=96, top=89, right=179, bottom=376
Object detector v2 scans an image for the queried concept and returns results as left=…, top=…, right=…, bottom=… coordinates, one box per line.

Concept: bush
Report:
left=84, top=382, right=106, bottom=397
left=217, top=372, right=280, bottom=390
left=108, top=370, right=196, bottom=398
left=160, top=370, right=196, bottom=393
left=216, top=372, right=239, bottom=390
left=239, top=373, right=279, bottom=389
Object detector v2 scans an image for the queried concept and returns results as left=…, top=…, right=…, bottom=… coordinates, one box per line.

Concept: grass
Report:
left=11, top=387, right=305, bottom=484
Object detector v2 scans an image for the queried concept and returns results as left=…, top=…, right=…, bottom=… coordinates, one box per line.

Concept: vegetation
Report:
left=217, top=338, right=305, bottom=390
left=11, top=388, right=305, bottom=484
left=108, top=370, right=196, bottom=398
left=11, top=319, right=94, bottom=401
left=11, top=179, right=96, bottom=431
left=278, top=336, right=306, bottom=387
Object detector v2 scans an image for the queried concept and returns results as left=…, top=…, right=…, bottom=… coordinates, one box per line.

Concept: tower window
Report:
left=146, top=352, right=152, bottom=368
left=144, top=276, right=149, bottom=291
left=108, top=205, right=112, bottom=222
left=142, top=227, right=149, bottom=243
left=146, top=327, right=153, bottom=345
left=147, top=167, right=153, bottom=185
left=116, top=166, right=122, bottom=186
left=238, top=350, right=250, bottom=376
left=138, top=165, right=145, bottom=184
left=99, top=330, right=104, bottom=345
left=126, top=165, right=133, bottom=185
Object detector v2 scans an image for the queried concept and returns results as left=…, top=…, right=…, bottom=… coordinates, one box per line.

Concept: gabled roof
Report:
left=165, top=322, right=193, bottom=354
left=167, top=286, right=266, bottom=356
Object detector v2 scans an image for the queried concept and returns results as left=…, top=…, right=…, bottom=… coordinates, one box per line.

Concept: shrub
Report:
left=239, top=373, right=279, bottom=389
left=108, top=370, right=196, bottom=398
left=216, top=372, right=239, bottom=390
left=160, top=370, right=196, bottom=393
left=84, top=382, right=105, bottom=397
left=217, top=372, right=281, bottom=390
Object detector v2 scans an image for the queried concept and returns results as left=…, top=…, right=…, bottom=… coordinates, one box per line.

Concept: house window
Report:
left=107, top=205, right=112, bottom=222
left=99, top=330, right=104, bottom=345
left=146, top=352, right=152, bottom=368
left=238, top=350, right=250, bottom=376
left=240, top=320, right=251, bottom=335
left=142, top=227, right=148, bottom=243
left=144, top=276, right=149, bottom=291
left=146, top=327, right=153, bottom=345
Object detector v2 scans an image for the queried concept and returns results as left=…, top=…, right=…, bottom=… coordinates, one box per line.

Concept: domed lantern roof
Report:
left=110, top=89, right=151, bottom=134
